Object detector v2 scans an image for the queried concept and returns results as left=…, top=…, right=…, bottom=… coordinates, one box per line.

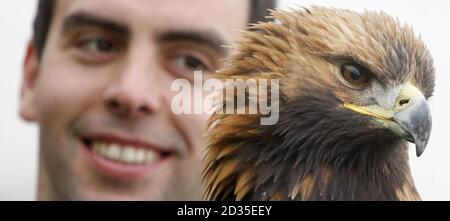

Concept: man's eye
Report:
left=77, top=37, right=118, bottom=54
left=173, top=55, right=209, bottom=72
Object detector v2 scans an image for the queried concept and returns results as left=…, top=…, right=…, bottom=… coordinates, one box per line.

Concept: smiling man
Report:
left=19, top=0, right=276, bottom=200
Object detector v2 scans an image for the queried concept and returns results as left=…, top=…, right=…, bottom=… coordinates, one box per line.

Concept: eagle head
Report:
left=203, top=6, right=435, bottom=201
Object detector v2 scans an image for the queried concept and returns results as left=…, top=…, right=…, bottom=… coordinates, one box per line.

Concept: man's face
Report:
left=20, top=0, right=248, bottom=200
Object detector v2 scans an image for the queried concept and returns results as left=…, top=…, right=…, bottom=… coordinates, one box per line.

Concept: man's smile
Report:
left=91, top=142, right=160, bottom=165
left=81, top=133, right=175, bottom=180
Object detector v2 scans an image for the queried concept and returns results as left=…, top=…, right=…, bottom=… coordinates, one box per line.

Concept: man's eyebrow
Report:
left=158, top=30, right=229, bottom=56
left=61, top=11, right=129, bottom=36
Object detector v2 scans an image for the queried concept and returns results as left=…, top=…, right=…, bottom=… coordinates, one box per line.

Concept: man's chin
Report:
left=40, top=136, right=193, bottom=201
left=72, top=189, right=168, bottom=201
left=58, top=168, right=175, bottom=201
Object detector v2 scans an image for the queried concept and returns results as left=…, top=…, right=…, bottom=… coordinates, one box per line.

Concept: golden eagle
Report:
left=203, top=7, right=435, bottom=201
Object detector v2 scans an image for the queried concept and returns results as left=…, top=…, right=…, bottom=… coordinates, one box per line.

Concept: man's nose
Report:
left=102, top=59, right=165, bottom=118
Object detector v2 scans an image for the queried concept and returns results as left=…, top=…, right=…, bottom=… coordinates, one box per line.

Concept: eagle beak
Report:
left=392, top=86, right=432, bottom=157
left=343, top=83, right=432, bottom=157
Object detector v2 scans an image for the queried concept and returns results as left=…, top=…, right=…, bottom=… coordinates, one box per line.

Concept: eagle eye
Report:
left=340, top=63, right=371, bottom=88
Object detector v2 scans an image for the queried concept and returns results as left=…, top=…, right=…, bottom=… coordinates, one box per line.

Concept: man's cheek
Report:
left=35, top=83, right=77, bottom=122
left=34, top=68, right=99, bottom=119
left=186, top=114, right=209, bottom=156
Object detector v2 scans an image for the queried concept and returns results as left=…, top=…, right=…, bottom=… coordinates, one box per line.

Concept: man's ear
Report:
left=19, top=41, right=40, bottom=122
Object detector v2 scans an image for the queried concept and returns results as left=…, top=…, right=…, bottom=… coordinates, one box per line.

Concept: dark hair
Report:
left=33, top=0, right=55, bottom=59
left=249, top=0, right=277, bottom=24
left=32, top=0, right=277, bottom=59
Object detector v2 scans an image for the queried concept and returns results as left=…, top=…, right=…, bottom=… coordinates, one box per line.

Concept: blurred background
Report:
left=1, top=0, right=449, bottom=200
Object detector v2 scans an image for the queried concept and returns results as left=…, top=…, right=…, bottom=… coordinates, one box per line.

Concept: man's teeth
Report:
left=92, top=142, right=158, bottom=164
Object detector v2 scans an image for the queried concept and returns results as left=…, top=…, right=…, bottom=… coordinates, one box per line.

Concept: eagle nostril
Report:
left=399, top=99, right=410, bottom=106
